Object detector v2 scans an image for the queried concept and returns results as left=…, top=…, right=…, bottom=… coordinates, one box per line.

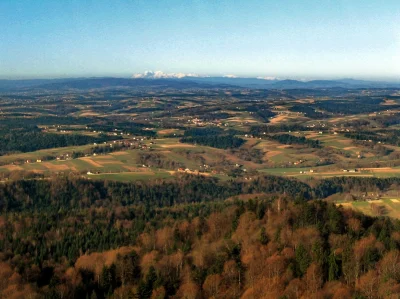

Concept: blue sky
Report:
left=0, top=0, right=399, bottom=79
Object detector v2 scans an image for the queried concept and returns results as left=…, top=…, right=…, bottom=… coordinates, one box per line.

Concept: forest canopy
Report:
left=0, top=175, right=400, bottom=298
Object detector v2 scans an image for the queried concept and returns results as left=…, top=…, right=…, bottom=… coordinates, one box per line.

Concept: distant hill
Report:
left=1, top=76, right=399, bottom=91
left=36, top=78, right=232, bottom=90
left=0, top=78, right=75, bottom=90
left=0, top=78, right=235, bottom=91
left=189, top=77, right=400, bottom=89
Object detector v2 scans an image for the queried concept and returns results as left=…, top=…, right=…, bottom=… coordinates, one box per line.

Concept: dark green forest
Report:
left=1, top=175, right=400, bottom=298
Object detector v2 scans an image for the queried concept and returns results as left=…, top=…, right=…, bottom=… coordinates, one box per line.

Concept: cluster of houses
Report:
left=177, top=167, right=194, bottom=173
left=342, top=169, right=358, bottom=173
left=299, top=168, right=359, bottom=174
left=24, top=159, right=43, bottom=164
left=86, top=171, right=100, bottom=175
left=56, top=154, right=72, bottom=161
left=185, top=117, right=227, bottom=127
left=299, top=169, right=315, bottom=174
left=293, top=160, right=304, bottom=166
left=306, top=122, right=328, bottom=129
left=177, top=164, right=225, bottom=175
left=188, top=118, right=203, bottom=125
left=23, top=137, right=155, bottom=165
left=177, top=168, right=211, bottom=175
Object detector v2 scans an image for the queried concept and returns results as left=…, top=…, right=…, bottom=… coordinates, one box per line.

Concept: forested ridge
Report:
left=0, top=128, right=122, bottom=155
left=180, top=135, right=245, bottom=149
left=344, top=131, right=400, bottom=147
left=0, top=175, right=400, bottom=298
left=0, top=175, right=312, bottom=212
left=267, top=134, right=321, bottom=148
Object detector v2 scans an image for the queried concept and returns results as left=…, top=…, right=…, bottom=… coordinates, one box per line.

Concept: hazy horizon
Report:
left=1, top=1, right=400, bottom=80
left=1, top=73, right=399, bottom=82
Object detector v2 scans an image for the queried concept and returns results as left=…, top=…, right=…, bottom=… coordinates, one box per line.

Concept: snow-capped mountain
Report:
left=132, top=71, right=201, bottom=79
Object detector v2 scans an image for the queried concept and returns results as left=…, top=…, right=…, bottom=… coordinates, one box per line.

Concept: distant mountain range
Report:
left=1, top=76, right=399, bottom=91
left=130, top=71, right=400, bottom=89
left=0, top=78, right=229, bottom=91
left=185, top=77, right=400, bottom=89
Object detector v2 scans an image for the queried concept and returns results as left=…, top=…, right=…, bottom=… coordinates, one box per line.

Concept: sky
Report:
left=0, top=0, right=399, bottom=80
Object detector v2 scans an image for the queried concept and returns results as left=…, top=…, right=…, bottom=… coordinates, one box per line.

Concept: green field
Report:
left=0, top=144, right=94, bottom=165
left=1, top=132, right=400, bottom=182
left=337, top=198, right=400, bottom=218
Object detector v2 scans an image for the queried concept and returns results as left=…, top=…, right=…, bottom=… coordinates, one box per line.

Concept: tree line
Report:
left=0, top=129, right=122, bottom=155
left=180, top=135, right=245, bottom=149
left=267, top=133, right=321, bottom=148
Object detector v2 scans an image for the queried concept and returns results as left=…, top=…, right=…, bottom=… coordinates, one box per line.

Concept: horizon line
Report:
left=0, top=75, right=399, bottom=83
